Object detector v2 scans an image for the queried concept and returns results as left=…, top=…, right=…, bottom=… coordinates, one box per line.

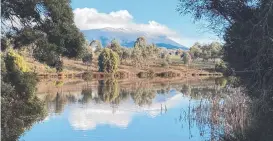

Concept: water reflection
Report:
left=1, top=81, right=46, bottom=141
left=19, top=78, right=251, bottom=141
left=177, top=79, right=250, bottom=141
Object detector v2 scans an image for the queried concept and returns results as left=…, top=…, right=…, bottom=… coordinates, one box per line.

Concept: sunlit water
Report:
left=19, top=79, right=238, bottom=141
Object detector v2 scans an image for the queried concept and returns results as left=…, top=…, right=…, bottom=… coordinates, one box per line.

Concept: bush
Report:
left=82, top=53, right=93, bottom=65
left=55, top=60, right=63, bottom=73
left=215, top=60, right=228, bottom=75
left=6, top=49, right=30, bottom=72
left=98, top=48, right=120, bottom=73
left=182, top=52, right=192, bottom=65
left=215, top=77, right=228, bottom=88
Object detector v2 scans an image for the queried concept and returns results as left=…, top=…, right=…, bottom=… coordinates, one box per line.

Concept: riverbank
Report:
left=26, top=56, right=222, bottom=80
left=36, top=77, right=219, bottom=95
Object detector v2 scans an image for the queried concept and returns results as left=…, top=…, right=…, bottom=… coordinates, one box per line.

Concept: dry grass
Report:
left=25, top=55, right=221, bottom=79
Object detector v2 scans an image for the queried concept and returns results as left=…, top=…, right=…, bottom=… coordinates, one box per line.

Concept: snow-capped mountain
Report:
left=81, top=27, right=188, bottom=50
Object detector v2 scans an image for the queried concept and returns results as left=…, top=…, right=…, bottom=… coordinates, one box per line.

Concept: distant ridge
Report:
left=81, top=28, right=188, bottom=50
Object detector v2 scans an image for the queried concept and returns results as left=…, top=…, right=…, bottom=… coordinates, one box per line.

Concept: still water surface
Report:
left=19, top=78, right=242, bottom=141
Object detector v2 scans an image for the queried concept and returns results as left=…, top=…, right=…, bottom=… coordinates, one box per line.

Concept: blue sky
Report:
left=71, top=0, right=219, bottom=47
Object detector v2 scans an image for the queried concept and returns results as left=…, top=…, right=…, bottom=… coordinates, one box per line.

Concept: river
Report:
left=17, top=78, right=248, bottom=141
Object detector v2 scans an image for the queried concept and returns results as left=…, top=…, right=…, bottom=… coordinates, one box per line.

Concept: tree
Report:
left=97, top=79, right=120, bottom=103
left=134, top=37, right=147, bottom=49
left=131, top=88, right=156, bottom=106
left=120, top=47, right=131, bottom=64
left=82, top=53, right=93, bottom=71
left=209, top=42, right=222, bottom=61
left=131, top=44, right=143, bottom=67
left=108, top=39, right=122, bottom=56
left=98, top=48, right=119, bottom=73
left=177, top=1, right=273, bottom=140
left=189, top=43, right=202, bottom=60
left=182, top=52, right=192, bottom=65
left=5, top=49, right=30, bottom=73
left=215, top=60, right=228, bottom=74
left=201, top=46, right=211, bottom=61
left=177, top=0, right=273, bottom=92
left=90, top=40, right=103, bottom=54
left=2, top=0, right=86, bottom=67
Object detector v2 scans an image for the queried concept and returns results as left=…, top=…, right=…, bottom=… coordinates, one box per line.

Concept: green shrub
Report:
left=82, top=53, right=93, bottom=65
left=98, top=48, right=119, bottom=73
left=215, top=60, right=228, bottom=73
left=55, top=60, right=63, bottom=73
left=6, top=49, right=30, bottom=72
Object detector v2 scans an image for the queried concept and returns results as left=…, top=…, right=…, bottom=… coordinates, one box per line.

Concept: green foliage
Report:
left=215, top=60, right=228, bottom=73
left=1, top=53, right=46, bottom=141
left=131, top=45, right=143, bottom=67
left=98, top=48, right=120, bottom=73
left=82, top=53, right=93, bottom=65
left=210, top=42, right=222, bottom=60
left=215, top=77, right=228, bottom=88
left=90, top=40, right=103, bottom=54
left=1, top=81, right=46, bottom=141
left=131, top=37, right=159, bottom=67
left=189, top=43, right=202, bottom=59
left=177, top=1, right=273, bottom=140
left=109, top=39, right=122, bottom=56
left=6, top=49, right=30, bottom=72
left=134, top=37, right=147, bottom=49
left=120, top=47, right=131, bottom=62
left=97, top=79, right=120, bottom=103
left=55, top=60, right=64, bottom=73
left=2, top=0, right=85, bottom=67
left=177, top=0, right=273, bottom=90
left=189, top=42, right=222, bottom=61
left=131, top=88, right=156, bottom=106
left=80, top=87, right=93, bottom=104
left=182, top=52, right=192, bottom=65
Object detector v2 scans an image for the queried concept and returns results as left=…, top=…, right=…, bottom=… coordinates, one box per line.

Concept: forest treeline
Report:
left=177, top=0, right=273, bottom=140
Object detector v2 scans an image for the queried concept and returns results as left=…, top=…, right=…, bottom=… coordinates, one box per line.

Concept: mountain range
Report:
left=81, top=27, right=188, bottom=50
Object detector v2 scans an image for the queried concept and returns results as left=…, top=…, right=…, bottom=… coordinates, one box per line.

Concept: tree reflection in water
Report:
left=98, top=79, right=120, bottom=104
left=1, top=80, right=46, bottom=141
left=36, top=78, right=273, bottom=141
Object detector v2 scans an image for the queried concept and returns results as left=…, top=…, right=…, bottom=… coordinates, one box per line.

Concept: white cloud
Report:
left=73, top=8, right=217, bottom=47
left=68, top=93, right=184, bottom=130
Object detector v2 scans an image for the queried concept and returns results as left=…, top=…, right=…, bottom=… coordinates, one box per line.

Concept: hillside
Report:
left=82, top=28, right=188, bottom=50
